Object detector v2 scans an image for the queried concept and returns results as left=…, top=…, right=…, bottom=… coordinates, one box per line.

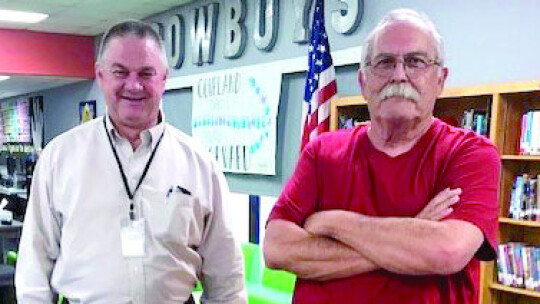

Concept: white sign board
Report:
left=192, top=66, right=282, bottom=175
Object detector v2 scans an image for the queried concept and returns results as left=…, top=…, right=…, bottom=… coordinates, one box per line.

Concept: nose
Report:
left=390, top=61, right=408, bottom=82
left=123, top=74, right=143, bottom=91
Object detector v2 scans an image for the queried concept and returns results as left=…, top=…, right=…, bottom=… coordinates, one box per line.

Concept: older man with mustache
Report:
left=264, top=8, right=500, bottom=304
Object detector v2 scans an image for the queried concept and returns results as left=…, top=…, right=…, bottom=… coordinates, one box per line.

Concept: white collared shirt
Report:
left=16, top=115, right=246, bottom=304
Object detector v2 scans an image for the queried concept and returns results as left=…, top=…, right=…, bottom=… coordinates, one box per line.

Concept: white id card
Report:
left=120, top=219, right=146, bottom=258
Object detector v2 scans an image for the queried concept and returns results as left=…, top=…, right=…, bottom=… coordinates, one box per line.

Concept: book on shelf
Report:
left=460, top=109, right=489, bottom=136
left=337, top=115, right=369, bottom=130
left=519, top=110, right=540, bottom=155
left=509, top=174, right=540, bottom=220
left=497, top=243, right=540, bottom=291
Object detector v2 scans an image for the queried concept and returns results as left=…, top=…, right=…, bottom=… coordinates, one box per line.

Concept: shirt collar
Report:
left=104, top=110, right=165, bottom=150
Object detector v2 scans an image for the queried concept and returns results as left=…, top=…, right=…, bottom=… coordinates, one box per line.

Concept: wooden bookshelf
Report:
left=490, top=283, right=540, bottom=298
left=330, top=80, right=540, bottom=304
left=499, top=217, right=540, bottom=228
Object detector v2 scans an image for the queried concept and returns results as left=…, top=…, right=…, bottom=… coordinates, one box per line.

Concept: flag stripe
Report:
left=309, top=68, right=335, bottom=112
left=301, top=0, right=337, bottom=151
left=317, top=67, right=336, bottom=89
left=317, top=81, right=336, bottom=120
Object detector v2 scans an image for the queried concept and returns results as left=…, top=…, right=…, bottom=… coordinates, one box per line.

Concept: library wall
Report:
left=1, top=0, right=540, bottom=197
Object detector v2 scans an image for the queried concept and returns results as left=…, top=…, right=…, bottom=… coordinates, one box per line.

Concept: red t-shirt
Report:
left=268, top=118, right=500, bottom=304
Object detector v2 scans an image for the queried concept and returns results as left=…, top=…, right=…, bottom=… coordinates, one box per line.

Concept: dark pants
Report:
left=185, top=294, right=196, bottom=304
left=61, top=294, right=196, bottom=304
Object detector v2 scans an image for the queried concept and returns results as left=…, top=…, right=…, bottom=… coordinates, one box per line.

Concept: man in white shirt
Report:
left=16, top=20, right=246, bottom=304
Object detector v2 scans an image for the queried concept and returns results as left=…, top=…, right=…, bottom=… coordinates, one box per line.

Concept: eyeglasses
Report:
left=106, top=67, right=160, bottom=82
left=365, top=54, right=441, bottom=78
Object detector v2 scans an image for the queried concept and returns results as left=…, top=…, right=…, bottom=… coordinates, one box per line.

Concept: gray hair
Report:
left=361, top=8, right=445, bottom=68
left=97, top=19, right=168, bottom=67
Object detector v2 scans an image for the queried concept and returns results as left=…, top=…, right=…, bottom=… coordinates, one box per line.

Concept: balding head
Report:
left=362, top=9, right=444, bottom=69
left=98, top=19, right=168, bottom=68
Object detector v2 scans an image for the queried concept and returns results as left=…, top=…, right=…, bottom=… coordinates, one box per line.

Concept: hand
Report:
left=304, top=211, right=332, bottom=236
left=304, top=210, right=364, bottom=237
left=416, top=188, right=461, bottom=221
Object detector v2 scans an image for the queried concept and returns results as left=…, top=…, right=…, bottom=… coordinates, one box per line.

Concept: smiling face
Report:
left=359, top=20, right=448, bottom=125
left=96, top=34, right=168, bottom=132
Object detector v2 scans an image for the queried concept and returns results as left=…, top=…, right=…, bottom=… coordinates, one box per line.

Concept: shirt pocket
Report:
left=142, top=186, right=205, bottom=250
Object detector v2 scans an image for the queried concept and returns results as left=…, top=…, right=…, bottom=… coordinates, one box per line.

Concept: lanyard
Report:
left=103, top=117, right=165, bottom=220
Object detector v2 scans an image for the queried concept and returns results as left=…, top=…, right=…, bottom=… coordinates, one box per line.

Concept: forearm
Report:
left=16, top=210, right=56, bottom=302
left=16, top=160, right=60, bottom=303
left=264, top=220, right=378, bottom=281
left=200, top=176, right=246, bottom=304
left=285, top=235, right=378, bottom=281
left=335, top=216, right=448, bottom=275
left=320, top=213, right=479, bottom=275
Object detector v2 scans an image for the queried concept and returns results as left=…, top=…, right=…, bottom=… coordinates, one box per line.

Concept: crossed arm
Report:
left=264, top=188, right=484, bottom=280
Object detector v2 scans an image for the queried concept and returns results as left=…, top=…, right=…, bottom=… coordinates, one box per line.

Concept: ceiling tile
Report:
left=0, top=0, right=82, bottom=14
left=0, top=0, right=196, bottom=99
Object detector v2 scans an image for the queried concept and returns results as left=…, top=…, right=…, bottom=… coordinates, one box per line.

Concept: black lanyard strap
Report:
left=103, top=117, right=165, bottom=217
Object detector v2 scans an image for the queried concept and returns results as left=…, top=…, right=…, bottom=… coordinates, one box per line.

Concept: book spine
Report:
left=498, top=244, right=508, bottom=285
left=524, top=174, right=531, bottom=220
left=524, top=247, right=531, bottom=289
left=537, top=174, right=540, bottom=221
left=520, top=113, right=528, bottom=154
left=526, top=111, right=533, bottom=155
left=532, top=111, right=540, bottom=155
left=531, top=178, right=538, bottom=221
left=516, top=244, right=525, bottom=287
left=533, top=247, right=540, bottom=290
left=514, top=176, right=524, bottom=219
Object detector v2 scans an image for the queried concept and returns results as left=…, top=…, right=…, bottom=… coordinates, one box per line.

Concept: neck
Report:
left=368, top=116, right=434, bottom=157
left=110, top=117, right=158, bottom=151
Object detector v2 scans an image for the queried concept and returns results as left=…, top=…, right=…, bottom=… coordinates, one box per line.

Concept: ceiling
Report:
left=0, top=0, right=196, bottom=99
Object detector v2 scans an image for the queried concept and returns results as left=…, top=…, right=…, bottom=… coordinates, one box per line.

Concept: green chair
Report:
left=192, top=281, right=203, bottom=303
left=242, top=242, right=263, bottom=284
left=248, top=267, right=295, bottom=304
left=261, top=267, right=295, bottom=294
left=242, top=243, right=296, bottom=304
left=6, top=251, right=17, bottom=267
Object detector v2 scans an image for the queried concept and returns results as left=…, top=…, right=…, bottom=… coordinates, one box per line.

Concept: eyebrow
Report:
left=110, top=63, right=127, bottom=70
left=109, top=63, right=156, bottom=72
left=373, top=51, right=430, bottom=59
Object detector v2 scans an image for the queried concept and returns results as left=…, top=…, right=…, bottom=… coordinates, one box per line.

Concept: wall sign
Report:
left=0, top=98, right=31, bottom=143
left=192, top=65, right=282, bottom=175
left=153, top=0, right=364, bottom=69
left=79, top=100, right=96, bottom=124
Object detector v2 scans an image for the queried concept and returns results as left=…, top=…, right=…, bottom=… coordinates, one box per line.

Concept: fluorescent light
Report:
left=0, top=76, right=10, bottom=82
left=0, top=9, right=48, bottom=23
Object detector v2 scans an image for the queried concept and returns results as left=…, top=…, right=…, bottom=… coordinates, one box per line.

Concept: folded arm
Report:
left=264, top=188, right=463, bottom=280
left=305, top=210, right=483, bottom=275
left=264, top=219, right=378, bottom=281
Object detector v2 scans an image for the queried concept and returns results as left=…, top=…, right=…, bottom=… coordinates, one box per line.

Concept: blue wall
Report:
left=5, top=0, right=540, bottom=196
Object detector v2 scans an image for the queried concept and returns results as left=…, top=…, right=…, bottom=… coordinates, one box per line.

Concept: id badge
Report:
left=120, top=219, right=146, bottom=258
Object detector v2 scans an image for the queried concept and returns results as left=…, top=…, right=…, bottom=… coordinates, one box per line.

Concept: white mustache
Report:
left=377, top=83, right=421, bottom=102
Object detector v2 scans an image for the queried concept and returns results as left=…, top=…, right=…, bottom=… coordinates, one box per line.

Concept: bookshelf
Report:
left=330, top=80, right=540, bottom=304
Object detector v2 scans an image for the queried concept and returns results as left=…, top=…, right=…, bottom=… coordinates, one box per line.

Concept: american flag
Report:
left=301, top=0, right=337, bottom=151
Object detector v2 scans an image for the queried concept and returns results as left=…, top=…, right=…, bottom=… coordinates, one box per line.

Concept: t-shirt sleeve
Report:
left=267, top=139, right=321, bottom=226
left=442, top=138, right=501, bottom=261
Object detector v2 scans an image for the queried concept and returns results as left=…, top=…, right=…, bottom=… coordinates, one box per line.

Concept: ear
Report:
left=437, top=66, right=449, bottom=95
left=95, top=62, right=104, bottom=85
left=358, top=68, right=368, bottom=97
left=162, top=68, right=168, bottom=81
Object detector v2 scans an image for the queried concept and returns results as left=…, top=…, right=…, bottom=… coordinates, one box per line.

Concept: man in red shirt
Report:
left=264, top=8, right=500, bottom=304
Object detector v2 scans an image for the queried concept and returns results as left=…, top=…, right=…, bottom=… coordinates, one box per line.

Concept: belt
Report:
left=61, top=294, right=196, bottom=304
